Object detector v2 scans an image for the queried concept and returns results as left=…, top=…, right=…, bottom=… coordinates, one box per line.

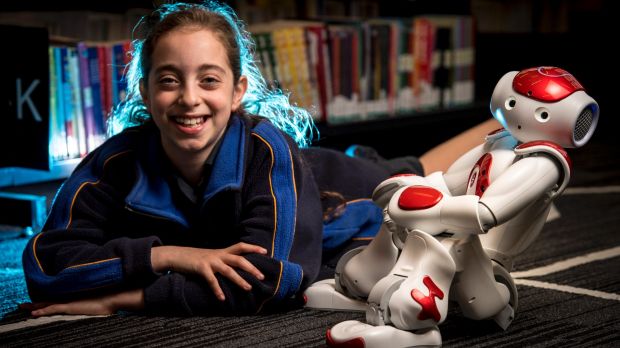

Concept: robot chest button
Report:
left=397, top=186, right=443, bottom=210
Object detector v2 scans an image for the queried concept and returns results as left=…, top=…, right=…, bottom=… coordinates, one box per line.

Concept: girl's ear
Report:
left=139, top=78, right=150, bottom=112
left=232, top=75, right=248, bottom=112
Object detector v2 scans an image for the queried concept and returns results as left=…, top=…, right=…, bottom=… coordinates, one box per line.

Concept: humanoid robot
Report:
left=305, top=67, right=599, bottom=347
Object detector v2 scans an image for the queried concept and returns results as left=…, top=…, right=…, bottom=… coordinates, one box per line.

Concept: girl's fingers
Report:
left=31, top=304, right=65, bottom=317
left=219, top=265, right=252, bottom=291
left=228, top=255, right=265, bottom=280
left=204, top=272, right=226, bottom=301
left=229, top=243, right=267, bottom=255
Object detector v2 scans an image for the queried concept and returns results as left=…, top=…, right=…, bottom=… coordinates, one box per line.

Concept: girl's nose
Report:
left=178, top=85, right=200, bottom=107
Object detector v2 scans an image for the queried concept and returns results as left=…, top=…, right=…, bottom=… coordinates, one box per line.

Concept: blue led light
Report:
left=493, top=107, right=508, bottom=129
left=344, top=145, right=358, bottom=158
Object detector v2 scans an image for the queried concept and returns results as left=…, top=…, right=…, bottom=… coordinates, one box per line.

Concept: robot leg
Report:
left=324, top=230, right=452, bottom=348
left=304, top=222, right=399, bottom=311
left=336, top=221, right=401, bottom=299
left=491, top=260, right=518, bottom=329
left=448, top=235, right=514, bottom=329
left=327, top=321, right=441, bottom=348
left=378, top=229, right=456, bottom=331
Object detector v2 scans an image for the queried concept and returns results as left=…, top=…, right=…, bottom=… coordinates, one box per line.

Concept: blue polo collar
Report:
left=125, top=115, right=246, bottom=227
left=203, top=115, right=246, bottom=202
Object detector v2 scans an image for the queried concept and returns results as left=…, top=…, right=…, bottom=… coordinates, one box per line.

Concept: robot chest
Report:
left=466, top=151, right=514, bottom=197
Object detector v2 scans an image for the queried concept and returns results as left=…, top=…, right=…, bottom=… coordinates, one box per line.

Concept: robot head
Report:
left=490, top=67, right=599, bottom=148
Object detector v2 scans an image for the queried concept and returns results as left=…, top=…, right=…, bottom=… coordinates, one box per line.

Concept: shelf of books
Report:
left=0, top=37, right=130, bottom=188
left=249, top=15, right=475, bottom=124
left=1, top=14, right=475, bottom=188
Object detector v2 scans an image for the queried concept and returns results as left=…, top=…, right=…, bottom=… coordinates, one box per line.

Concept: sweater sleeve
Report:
left=242, top=123, right=323, bottom=302
left=22, top=148, right=162, bottom=302
left=142, top=122, right=323, bottom=315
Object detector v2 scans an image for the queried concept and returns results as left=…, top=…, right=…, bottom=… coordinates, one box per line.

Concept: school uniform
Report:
left=22, top=113, right=422, bottom=315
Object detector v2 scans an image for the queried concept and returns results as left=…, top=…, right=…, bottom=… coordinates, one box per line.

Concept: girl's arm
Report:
left=24, top=288, right=145, bottom=317
left=150, top=243, right=267, bottom=301
left=23, top=143, right=164, bottom=302
left=139, top=123, right=323, bottom=315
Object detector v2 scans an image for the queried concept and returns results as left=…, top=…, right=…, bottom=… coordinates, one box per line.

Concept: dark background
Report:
left=0, top=0, right=615, bottom=165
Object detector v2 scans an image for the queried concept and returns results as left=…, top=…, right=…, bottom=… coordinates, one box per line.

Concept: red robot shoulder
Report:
left=485, top=128, right=511, bottom=142
left=515, top=140, right=572, bottom=195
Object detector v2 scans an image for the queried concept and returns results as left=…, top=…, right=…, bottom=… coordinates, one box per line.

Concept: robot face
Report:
left=490, top=68, right=599, bottom=148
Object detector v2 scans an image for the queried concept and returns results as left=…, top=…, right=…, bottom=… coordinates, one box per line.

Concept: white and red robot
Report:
left=305, top=67, right=599, bottom=347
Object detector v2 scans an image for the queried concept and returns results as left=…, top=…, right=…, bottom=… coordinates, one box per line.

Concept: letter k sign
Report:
left=16, top=78, right=42, bottom=122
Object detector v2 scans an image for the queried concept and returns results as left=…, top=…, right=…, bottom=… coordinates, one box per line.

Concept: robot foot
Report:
left=304, top=279, right=368, bottom=312
left=326, top=320, right=441, bottom=348
left=492, top=303, right=515, bottom=330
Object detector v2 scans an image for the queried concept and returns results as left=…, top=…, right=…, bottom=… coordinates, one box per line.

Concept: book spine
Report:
left=68, top=47, right=87, bottom=157
left=88, top=46, right=105, bottom=143
left=60, top=46, right=78, bottom=158
left=77, top=42, right=95, bottom=152
left=49, top=46, right=60, bottom=160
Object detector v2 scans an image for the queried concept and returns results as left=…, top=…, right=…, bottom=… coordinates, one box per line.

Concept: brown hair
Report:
left=321, top=191, right=348, bottom=222
left=138, top=4, right=242, bottom=85
left=109, top=1, right=316, bottom=148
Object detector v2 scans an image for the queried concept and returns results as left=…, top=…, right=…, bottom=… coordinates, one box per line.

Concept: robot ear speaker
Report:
left=573, top=103, right=598, bottom=144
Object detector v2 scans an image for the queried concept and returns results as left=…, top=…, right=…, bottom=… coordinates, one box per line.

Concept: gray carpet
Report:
left=1, top=140, right=619, bottom=347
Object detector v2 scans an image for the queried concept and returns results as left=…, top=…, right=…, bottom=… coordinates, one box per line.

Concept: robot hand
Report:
left=372, top=174, right=427, bottom=208
left=387, top=185, right=487, bottom=235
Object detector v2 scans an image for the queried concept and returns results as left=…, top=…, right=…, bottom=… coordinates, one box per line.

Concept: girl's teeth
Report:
left=175, top=117, right=204, bottom=126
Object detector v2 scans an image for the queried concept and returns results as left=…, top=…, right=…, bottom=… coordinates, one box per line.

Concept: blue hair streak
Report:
left=108, top=1, right=317, bottom=148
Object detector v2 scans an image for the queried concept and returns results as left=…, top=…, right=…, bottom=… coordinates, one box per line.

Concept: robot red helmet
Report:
left=490, top=67, right=599, bottom=148
left=512, top=67, right=584, bottom=102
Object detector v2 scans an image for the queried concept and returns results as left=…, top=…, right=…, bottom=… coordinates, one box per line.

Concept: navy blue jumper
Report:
left=22, top=113, right=423, bottom=315
left=23, top=114, right=324, bottom=315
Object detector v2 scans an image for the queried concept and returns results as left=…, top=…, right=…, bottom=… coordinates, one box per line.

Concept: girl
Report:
left=22, top=1, right=499, bottom=317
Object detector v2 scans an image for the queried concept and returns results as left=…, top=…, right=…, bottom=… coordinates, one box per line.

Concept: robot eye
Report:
left=505, top=97, right=517, bottom=110
left=535, top=107, right=550, bottom=123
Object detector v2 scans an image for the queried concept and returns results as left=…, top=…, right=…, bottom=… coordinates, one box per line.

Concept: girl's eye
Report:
left=201, top=77, right=219, bottom=86
left=159, top=77, right=178, bottom=85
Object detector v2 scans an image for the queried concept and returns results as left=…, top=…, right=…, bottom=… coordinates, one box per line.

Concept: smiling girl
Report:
left=22, top=1, right=324, bottom=316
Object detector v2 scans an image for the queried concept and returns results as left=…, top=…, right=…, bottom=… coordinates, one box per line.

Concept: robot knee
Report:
left=388, top=281, right=449, bottom=331
left=455, top=278, right=510, bottom=320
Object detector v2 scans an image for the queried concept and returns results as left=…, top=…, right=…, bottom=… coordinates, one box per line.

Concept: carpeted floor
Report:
left=1, top=139, right=619, bottom=347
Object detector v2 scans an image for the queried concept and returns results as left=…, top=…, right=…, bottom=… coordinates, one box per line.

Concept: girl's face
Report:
left=141, top=28, right=247, bottom=161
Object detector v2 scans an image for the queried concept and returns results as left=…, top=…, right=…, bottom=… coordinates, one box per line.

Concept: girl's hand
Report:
left=21, top=288, right=144, bottom=317
left=151, top=243, right=267, bottom=301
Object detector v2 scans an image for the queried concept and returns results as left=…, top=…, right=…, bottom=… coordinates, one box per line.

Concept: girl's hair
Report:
left=320, top=191, right=348, bottom=222
left=108, top=1, right=316, bottom=148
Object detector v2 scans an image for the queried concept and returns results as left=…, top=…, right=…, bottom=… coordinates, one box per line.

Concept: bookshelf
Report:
left=0, top=3, right=480, bottom=190
left=319, top=103, right=487, bottom=139
left=315, top=102, right=489, bottom=158
left=0, top=0, right=484, bottom=192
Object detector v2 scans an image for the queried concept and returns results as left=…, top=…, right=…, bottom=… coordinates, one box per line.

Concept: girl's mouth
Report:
left=172, top=116, right=207, bottom=128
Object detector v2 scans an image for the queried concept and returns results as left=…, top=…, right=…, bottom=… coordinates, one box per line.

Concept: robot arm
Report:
left=442, top=143, right=488, bottom=195
left=387, top=186, right=491, bottom=235
left=387, top=153, right=561, bottom=235
left=480, top=153, right=561, bottom=226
